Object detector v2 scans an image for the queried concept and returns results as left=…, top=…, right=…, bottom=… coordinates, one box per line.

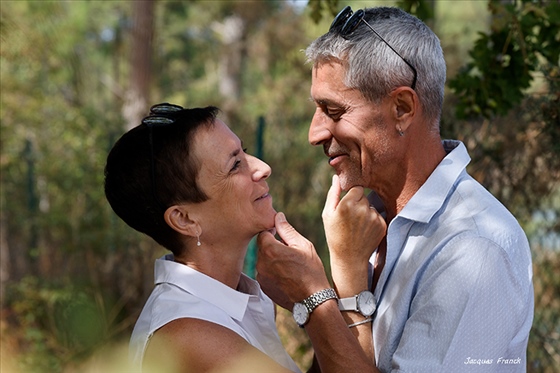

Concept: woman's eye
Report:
left=231, top=159, right=242, bottom=171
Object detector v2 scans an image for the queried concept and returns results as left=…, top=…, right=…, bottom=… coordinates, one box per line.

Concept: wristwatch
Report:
left=338, top=290, right=376, bottom=317
left=293, top=288, right=338, bottom=327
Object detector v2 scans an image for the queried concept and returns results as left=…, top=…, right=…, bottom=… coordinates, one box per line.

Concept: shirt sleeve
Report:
left=390, top=235, right=533, bottom=373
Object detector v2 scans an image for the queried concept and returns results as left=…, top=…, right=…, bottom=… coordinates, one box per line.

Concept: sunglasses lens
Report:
left=150, top=103, right=183, bottom=115
left=341, top=9, right=364, bottom=37
left=330, top=6, right=352, bottom=31
left=142, top=116, right=175, bottom=127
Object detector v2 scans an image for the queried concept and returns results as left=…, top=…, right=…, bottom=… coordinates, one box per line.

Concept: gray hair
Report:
left=305, top=7, right=446, bottom=130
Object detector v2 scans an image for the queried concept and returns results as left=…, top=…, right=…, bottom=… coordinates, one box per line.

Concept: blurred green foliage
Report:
left=449, top=0, right=560, bottom=123
left=1, top=1, right=558, bottom=372
left=4, top=277, right=106, bottom=372
left=529, top=245, right=560, bottom=372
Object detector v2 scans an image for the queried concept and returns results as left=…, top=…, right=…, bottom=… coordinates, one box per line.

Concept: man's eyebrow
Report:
left=309, top=96, right=339, bottom=107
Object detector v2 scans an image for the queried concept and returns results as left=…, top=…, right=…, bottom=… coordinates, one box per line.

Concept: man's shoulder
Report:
left=450, top=172, right=527, bottom=243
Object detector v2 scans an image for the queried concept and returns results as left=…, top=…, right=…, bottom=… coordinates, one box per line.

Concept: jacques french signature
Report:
left=464, top=357, right=522, bottom=365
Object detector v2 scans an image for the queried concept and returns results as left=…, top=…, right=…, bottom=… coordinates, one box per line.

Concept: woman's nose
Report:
left=250, top=155, right=271, bottom=181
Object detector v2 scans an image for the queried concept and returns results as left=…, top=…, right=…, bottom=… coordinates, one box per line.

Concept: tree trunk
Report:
left=213, top=14, right=246, bottom=113
left=122, top=0, right=155, bottom=130
left=0, top=211, right=9, bottom=306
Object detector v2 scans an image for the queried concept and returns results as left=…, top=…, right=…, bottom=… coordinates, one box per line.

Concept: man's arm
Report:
left=257, top=222, right=378, bottom=373
left=321, top=175, right=387, bottom=364
left=256, top=177, right=386, bottom=373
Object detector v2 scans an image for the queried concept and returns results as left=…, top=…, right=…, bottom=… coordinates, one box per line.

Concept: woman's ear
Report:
left=164, top=205, right=199, bottom=238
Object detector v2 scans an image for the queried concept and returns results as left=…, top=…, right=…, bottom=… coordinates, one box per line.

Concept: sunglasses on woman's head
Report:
left=142, top=103, right=183, bottom=127
left=142, top=103, right=184, bottom=213
left=329, top=6, right=417, bottom=90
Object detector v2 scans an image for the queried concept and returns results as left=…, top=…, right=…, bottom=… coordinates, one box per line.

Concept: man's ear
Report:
left=391, top=87, right=416, bottom=133
left=164, top=205, right=199, bottom=238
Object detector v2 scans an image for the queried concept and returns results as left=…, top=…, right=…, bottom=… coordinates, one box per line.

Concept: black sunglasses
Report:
left=329, top=6, right=417, bottom=90
left=141, top=102, right=184, bottom=213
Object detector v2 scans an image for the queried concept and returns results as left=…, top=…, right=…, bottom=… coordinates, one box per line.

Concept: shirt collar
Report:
left=398, top=140, right=470, bottom=223
left=154, top=254, right=258, bottom=321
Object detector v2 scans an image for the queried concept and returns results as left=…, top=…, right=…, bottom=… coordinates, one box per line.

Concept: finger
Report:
left=323, top=174, right=342, bottom=214
left=275, top=212, right=308, bottom=248
left=341, top=185, right=365, bottom=205
left=256, top=229, right=277, bottom=250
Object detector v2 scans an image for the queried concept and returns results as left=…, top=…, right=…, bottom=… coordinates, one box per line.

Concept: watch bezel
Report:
left=293, top=302, right=309, bottom=326
left=356, top=290, right=376, bottom=317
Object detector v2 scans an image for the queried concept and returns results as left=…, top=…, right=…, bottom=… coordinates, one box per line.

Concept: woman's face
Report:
left=191, top=120, right=276, bottom=242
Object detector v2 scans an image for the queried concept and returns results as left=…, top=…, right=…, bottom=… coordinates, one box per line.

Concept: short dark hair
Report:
left=104, top=106, right=220, bottom=254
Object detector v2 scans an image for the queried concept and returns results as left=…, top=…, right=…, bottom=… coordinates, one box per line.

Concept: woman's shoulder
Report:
left=141, top=282, right=244, bottom=333
left=144, top=318, right=291, bottom=372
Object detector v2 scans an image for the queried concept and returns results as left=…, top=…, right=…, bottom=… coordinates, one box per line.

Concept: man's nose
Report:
left=308, top=110, right=332, bottom=146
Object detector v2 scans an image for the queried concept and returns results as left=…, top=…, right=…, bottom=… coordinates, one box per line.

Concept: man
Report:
left=256, top=6, right=534, bottom=373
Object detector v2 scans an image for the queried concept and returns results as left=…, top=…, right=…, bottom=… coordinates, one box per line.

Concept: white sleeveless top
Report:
left=129, top=254, right=301, bottom=372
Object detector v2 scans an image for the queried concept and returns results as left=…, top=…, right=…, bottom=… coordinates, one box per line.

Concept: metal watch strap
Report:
left=302, top=288, right=338, bottom=312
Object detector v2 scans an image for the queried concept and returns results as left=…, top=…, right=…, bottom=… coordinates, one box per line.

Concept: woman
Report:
left=104, top=103, right=301, bottom=372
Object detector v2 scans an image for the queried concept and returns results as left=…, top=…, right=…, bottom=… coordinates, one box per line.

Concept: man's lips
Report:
left=325, top=143, right=349, bottom=167
left=327, top=153, right=346, bottom=166
left=328, top=153, right=342, bottom=161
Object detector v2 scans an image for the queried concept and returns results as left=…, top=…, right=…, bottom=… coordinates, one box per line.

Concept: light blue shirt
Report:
left=371, top=140, right=534, bottom=372
left=130, top=254, right=301, bottom=372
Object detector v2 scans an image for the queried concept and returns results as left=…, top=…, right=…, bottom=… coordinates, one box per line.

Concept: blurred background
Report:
left=1, top=0, right=558, bottom=372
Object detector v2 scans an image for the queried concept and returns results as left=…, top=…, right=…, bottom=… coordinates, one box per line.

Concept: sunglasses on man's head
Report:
left=142, top=103, right=184, bottom=213
left=329, top=6, right=417, bottom=90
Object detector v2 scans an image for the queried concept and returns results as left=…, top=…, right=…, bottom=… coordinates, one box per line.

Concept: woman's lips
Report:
left=255, top=192, right=271, bottom=201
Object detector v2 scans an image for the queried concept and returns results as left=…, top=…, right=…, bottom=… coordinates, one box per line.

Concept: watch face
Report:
left=358, top=291, right=376, bottom=317
left=293, top=302, right=309, bottom=326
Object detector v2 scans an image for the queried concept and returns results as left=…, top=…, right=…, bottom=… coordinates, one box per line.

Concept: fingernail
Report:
left=277, top=212, right=286, bottom=222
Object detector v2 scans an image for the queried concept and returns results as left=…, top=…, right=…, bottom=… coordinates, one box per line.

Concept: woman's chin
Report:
left=255, top=209, right=277, bottom=235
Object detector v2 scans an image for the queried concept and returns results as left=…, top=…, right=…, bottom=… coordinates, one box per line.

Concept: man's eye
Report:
left=322, top=105, right=342, bottom=119
left=326, top=109, right=341, bottom=120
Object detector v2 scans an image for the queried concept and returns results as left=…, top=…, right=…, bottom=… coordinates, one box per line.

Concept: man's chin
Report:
left=337, top=174, right=356, bottom=192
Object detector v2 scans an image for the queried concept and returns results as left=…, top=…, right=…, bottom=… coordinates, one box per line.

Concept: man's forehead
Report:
left=310, top=64, right=362, bottom=103
left=312, top=60, right=345, bottom=76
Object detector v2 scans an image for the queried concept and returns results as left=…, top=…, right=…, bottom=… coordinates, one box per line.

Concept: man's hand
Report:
left=323, top=175, right=387, bottom=299
left=323, top=175, right=387, bottom=271
left=256, top=212, right=331, bottom=310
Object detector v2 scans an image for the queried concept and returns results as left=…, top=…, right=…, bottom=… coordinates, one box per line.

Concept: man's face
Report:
left=308, top=62, right=396, bottom=191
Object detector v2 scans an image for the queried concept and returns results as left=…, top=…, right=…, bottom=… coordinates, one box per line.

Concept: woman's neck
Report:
left=174, top=238, right=251, bottom=289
